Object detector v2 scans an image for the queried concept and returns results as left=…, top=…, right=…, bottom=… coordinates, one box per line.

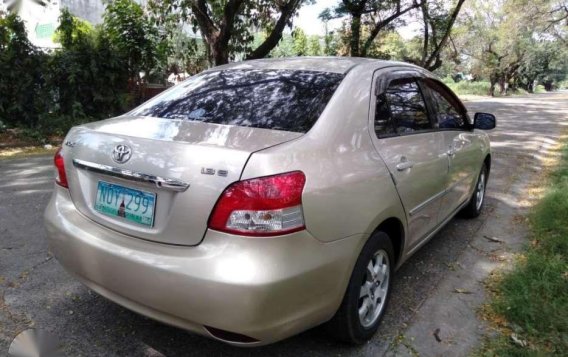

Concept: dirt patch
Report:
left=0, top=146, right=58, bottom=160
left=0, top=129, right=63, bottom=149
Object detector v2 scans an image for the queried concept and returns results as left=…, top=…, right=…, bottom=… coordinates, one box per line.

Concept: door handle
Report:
left=396, top=160, right=415, bottom=171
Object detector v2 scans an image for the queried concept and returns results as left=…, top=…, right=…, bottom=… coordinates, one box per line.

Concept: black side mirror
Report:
left=474, top=112, right=496, bottom=130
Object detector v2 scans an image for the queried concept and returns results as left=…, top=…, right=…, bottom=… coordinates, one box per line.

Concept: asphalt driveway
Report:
left=1, top=92, right=567, bottom=356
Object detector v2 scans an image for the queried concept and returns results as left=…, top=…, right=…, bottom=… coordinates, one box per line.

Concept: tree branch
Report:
left=218, top=0, right=245, bottom=48
left=246, top=0, right=302, bottom=60
left=420, top=2, right=429, bottom=63
left=190, top=0, right=218, bottom=42
left=361, top=1, right=421, bottom=57
left=424, top=0, right=466, bottom=70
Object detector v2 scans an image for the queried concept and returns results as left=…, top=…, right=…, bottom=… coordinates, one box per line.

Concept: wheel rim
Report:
left=475, top=171, right=486, bottom=211
left=358, top=249, right=390, bottom=328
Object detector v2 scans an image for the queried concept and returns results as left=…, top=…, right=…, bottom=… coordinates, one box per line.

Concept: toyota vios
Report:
left=44, top=57, right=496, bottom=346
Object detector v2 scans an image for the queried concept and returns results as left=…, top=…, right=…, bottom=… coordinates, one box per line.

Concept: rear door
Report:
left=420, top=78, right=480, bottom=221
left=369, top=72, right=448, bottom=250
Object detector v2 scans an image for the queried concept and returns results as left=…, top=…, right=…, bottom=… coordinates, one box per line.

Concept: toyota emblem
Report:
left=112, top=144, right=132, bottom=164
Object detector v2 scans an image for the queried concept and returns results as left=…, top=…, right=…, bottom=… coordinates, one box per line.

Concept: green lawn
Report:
left=441, top=78, right=546, bottom=97
left=477, top=144, right=568, bottom=356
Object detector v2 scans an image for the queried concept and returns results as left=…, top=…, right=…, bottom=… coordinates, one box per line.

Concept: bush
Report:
left=444, top=80, right=491, bottom=96
left=534, top=84, right=546, bottom=93
left=0, top=14, right=50, bottom=129
left=0, top=5, right=160, bottom=139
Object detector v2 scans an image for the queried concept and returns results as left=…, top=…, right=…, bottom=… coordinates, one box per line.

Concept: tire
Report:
left=326, top=231, right=394, bottom=344
left=460, top=163, right=488, bottom=218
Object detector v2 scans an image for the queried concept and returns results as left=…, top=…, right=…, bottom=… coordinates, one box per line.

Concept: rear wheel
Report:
left=461, top=163, right=488, bottom=218
left=326, top=231, right=394, bottom=344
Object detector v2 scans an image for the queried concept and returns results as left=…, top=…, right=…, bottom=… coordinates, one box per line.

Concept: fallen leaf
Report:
left=511, top=333, right=528, bottom=347
left=484, top=235, right=504, bottom=243
left=433, top=328, right=442, bottom=342
left=454, top=288, right=473, bottom=294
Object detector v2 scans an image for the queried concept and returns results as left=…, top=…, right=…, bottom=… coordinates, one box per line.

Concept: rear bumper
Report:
left=44, top=186, right=362, bottom=346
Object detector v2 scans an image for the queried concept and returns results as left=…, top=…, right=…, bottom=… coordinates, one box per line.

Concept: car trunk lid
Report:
left=62, top=116, right=302, bottom=246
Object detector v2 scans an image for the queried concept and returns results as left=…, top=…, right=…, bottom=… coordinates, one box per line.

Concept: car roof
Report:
left=207, top=57, right=422, bottom=74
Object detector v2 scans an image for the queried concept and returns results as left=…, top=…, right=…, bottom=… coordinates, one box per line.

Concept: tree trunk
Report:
left=498, top=78, right=506, bottom=95
left=489, top=74, right=498, bottom=97
left=421, top=2, right=429, bottom=64
left=350, top=13, right=362, bottom=57
left=212, top=40, right=229, bottom=66
left=422, top=0, right=466, bottom=71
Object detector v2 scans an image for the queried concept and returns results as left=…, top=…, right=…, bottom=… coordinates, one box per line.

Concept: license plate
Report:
left=94, top=181, right=156, bottom=227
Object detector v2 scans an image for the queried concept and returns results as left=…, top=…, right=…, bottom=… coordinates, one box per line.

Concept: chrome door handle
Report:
left=396, top=161, right=415, bottom=171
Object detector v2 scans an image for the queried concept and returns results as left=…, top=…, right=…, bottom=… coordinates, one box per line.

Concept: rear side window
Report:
left=130, top=69, right=344, bottom=133
left=423, top=79, right=469, bottom=130
left=375, top=78, right=431, bottom=136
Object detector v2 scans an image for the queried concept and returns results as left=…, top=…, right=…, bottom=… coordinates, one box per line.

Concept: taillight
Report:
left=208, top=171, right=306, bottom=237
left=54, top=147, right=68, bottom=188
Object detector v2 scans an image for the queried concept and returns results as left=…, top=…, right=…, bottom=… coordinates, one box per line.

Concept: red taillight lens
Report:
left=54, top=147, right=68, bottom=188
left=208, top=171, right=306, bottom=237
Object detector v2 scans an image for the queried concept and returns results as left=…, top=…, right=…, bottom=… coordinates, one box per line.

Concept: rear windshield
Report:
left=130, top=69, right=344, bottom=133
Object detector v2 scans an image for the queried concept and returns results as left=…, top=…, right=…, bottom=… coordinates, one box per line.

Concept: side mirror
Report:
left=474, top=112, right=496, bottom=130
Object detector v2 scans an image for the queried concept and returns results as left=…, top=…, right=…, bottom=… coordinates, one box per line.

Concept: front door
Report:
left=421, top=78, right=480, bottom=221
left=370, top=75, right=448, bottom=250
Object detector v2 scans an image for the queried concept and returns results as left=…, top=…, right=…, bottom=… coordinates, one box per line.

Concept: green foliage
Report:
left=444, top=80, right=492, bottom=96
left=0, top=5, right=162, bottom=137
left=268, top=33, right=295, bottom=57
left=52, top=12, right=94, bottom=46
left=449, top=0, right=567, bottom=95
left=321, top=0, right=422, bottom=57
left=48, top=9, right=130, bottom=124
left=0, top=14, right=49, bottom=129
left=147, top=0, right=310, bottom=65
left=308, top=36, right=322, bottom=56
left=481, top=144, right=568, bottom=356
left=104, top=0, right=166, bottom=78
left=366, top=31, right=409, bottom=60
left=292, top=28, right=308, bottom=56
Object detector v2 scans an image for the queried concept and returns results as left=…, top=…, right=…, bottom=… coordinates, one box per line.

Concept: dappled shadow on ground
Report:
left=1, top=92, right=567, bottom=356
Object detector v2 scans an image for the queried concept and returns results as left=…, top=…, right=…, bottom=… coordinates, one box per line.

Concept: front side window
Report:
left=423, top=79, right=469, bottom=130
left=130, top=69, right=344, bottom=133
left=375, top=77, right=431, bottom=136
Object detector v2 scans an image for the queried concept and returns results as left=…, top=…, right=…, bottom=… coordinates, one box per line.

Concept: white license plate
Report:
left=94, top=181, right=156, bottom=227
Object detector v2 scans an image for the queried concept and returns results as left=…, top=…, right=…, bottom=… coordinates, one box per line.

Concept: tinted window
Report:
left=424, top=80, right=468, bottom=129
left=375, top=78, right=431, bottom=136
left=130, top=69, right=344, bottom=133
left=374, top=93, right=396, bottom=136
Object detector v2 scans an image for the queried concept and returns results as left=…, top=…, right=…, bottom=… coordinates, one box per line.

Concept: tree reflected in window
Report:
left=423, top=79, right=468, bottom=129
left=384, top=78, right=431, bottom=134
left=131, top=69, right=344, bottom=133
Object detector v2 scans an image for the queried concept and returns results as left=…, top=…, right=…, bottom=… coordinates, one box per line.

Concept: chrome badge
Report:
left=201, top=168, right=228, bottom=177
left=112, top=144, right=132, bottom=164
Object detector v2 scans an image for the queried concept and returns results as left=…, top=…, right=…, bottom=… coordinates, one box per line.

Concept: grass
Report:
left=477, top=144, right=568, bottom=356
left=443, top=79, right=492, bottom=96
left=441, top=78, right=547, bottom=97
left=0, top=146, right=58, bottom=159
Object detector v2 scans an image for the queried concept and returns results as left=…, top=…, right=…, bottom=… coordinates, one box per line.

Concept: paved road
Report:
left=1, top=92, right=567, bottom=356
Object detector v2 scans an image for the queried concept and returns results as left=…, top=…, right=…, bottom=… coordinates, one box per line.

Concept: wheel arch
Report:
left=484, top=153, right=491, bottom=176
left=373, top=217, right=405, bottom=267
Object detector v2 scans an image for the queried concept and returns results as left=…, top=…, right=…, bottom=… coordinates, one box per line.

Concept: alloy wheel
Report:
left=475, top=171, right=486, bottom=211
left=358, top=249, right=390, bottom=328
